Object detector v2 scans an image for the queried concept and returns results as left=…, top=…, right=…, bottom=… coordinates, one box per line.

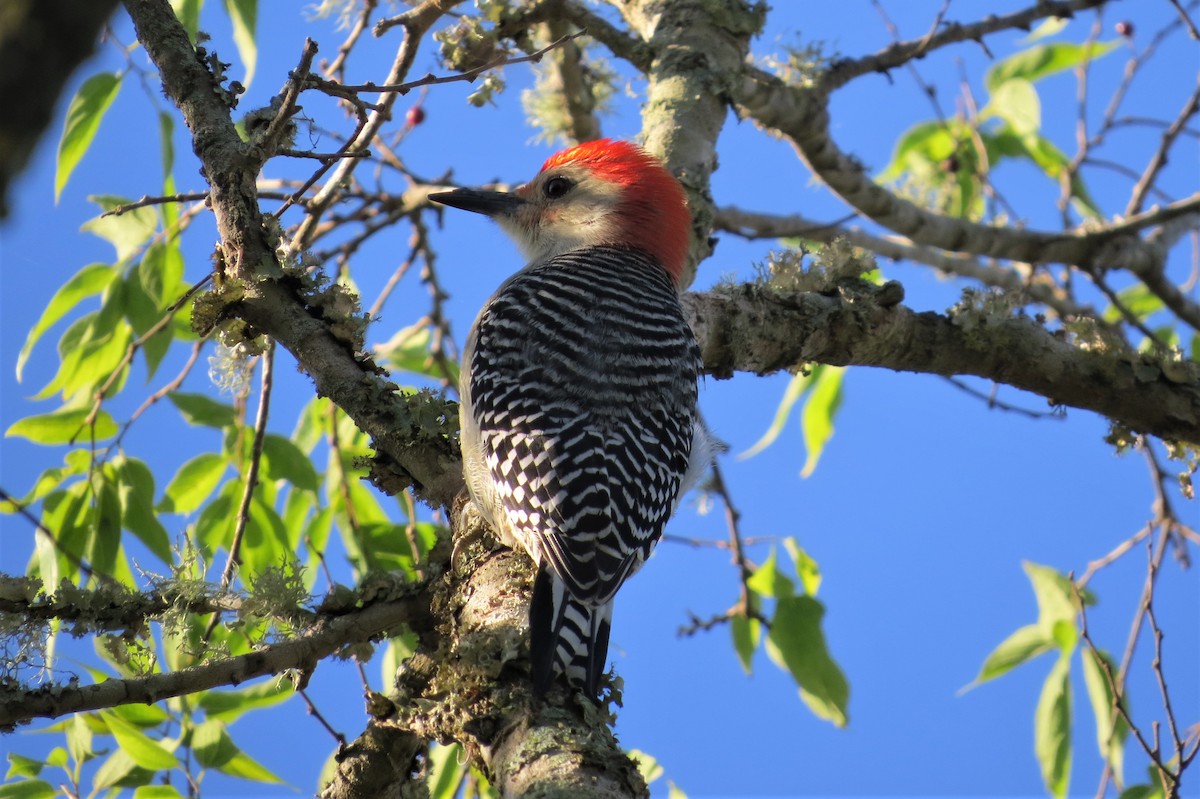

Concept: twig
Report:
left=288, top=0, right=464, bottom=252
left=277, top=148, right=371, bottom=160
left=102, top=338, right=207, bottom=459
left=1127, top=81, right=1200, bottom=217
left=218, top=341, right=275, bottom=592
left=1167, top=0, right=1200, bottom=39
left=322, top=0, right=378, bottom=81
left=0, top=591, right=427, bottom=729
left=261, top=39, right=318, bottom=155
left=313, top=31, right=587, bottom=96
left=101, top=192, right=210, bottom=216
left=299, top=686, right=348, bottom=751
left=820, top=0, right=1109, bottom=91
left=1075, top=524, right=1154, bottom=589
left=71, top=274, right=215, bottom=447
left=661, top=533, right=775, bottom=550
left=0, top=487, right=117, bottom=589
left=941, top=376, right=1067, bottom=420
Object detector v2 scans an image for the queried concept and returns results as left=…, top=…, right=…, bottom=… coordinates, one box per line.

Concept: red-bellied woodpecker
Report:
left=430, top=139, right=711, bottom=698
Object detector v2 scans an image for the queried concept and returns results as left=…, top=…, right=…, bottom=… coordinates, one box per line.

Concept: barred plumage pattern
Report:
left=460, top=245, right=703, bottom=697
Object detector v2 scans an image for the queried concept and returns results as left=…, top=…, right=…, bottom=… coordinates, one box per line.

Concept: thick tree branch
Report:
left=713, top=205, right=1093, bottom=319
left=319, top=722, right=427, bottom=799
left=684, top=284, right=1200, bottom=443
left=734, top=64, right=1197, bottom=276
left=0, top=591, right=431, bottom=731
left=368, top=501, right=648, bottom=799
left=621, top=0, right=765, bottom=287
left=123, top=0, right=464, bottom=506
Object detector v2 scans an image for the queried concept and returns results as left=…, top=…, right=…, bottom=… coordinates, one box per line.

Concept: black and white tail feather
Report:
left=460, top=246, right=713, bottom=699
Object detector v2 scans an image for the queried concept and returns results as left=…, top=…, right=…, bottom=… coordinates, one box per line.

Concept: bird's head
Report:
left=430, top=139, right=691, bottom=286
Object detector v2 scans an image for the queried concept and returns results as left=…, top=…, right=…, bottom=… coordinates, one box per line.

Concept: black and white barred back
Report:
left=463, top=245, right=703, bottom=698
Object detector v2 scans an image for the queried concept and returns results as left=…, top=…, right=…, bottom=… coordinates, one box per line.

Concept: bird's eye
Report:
left=543, top=176, right=573, bottom=199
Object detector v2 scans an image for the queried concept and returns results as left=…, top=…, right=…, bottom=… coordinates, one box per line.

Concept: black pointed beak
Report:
left=429, top=187, right=526, bottom=218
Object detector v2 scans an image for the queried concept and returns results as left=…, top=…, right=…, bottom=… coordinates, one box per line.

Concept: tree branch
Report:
left=734, top=64, right=1196, bottom=276
left=369, top=500, right=648, bottom=798
left=0, top=590, right=432, bottom=731
left=683, top=283, right=1200, bottom=443
left=621, top=0, right=765, bottom=287
left=820, top=0, right=1111, bottom=91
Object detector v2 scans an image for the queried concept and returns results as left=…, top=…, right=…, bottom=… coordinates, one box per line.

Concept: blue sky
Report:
left=1, top=2, right=1197, bottom=797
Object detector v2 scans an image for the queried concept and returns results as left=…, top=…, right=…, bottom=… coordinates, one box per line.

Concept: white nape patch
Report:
left=497, top=167, right=628, bottom=266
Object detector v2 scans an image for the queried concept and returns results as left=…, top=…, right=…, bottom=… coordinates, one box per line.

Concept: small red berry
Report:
left=405, top=105, right=426, bottom=127
left=1115, top=21, right=1134, bottom=38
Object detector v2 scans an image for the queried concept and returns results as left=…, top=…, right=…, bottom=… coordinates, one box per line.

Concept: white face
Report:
left=496, top=165, right=627, bottom=264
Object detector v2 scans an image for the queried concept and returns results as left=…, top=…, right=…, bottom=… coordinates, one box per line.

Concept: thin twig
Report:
left=1167, top=0, right=1200, bottom=39
left=219, top=341, right=275, bottom=592
left=1127, top=81, right=1200, bottom=217
left=941, top=376, right=1067, bottom=420
left=299, top=686, right=348, bottom=751
left=0, top=487, right=118, bottom=589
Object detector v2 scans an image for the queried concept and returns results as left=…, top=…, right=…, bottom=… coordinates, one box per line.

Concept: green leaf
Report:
left=5, top=754, right=44, bottom=780
left=800, top=365, right=844, bottom=478
left=1024, top=17, right=1069, bottom=42
left=986, top=40, right=1122, bottom=91
left=6, top=408, right=117, bottom=445
left=880, top=120, right=958, bottom=182
left=80, top=196, right=158, bottom=264
left=428, top=743, right=466, bottom=799
left=968, top=623, right=1053, bottom=687
left=730, top=611, right=761, bottom=674
left=627, top=749, right=663, bottom=786
left=133, top=786, right=186, bottom=799
left=17, top=262, right=117, bottom=381
left=170, top=0, right=203, bottom=41
left=161, top=453, right=226, bottom=514
left=740, top=371, right=811, bottom=459
left=218, top=749, right=283, bottom=783
left=98, top=711, right=178, bottom=771
left=783, top=538, right=821, bottom=596
left=125, top=243, right=183, bottom=376
left=0, top=780, right=56, bottom=799
left=1119, top=788, right=1163, bottom=799
left=111, top=702, right=171, bottom=728
left=1024, top=561, right=1087, bottom=640
left=1081, top=647, right=1127, bottom=785
left=1103, top=284, right=1165, bottom=324
left=89, top=480, right=123, bottom=578
left=169, top=392, right=238, bottom=428
left=222, top=0, right=258, bottom=87
left=194, top=479, right=239, bottom=554
left=262, top=434, right=320, bottom=491
left=196, top=678, right=293, bottom=723
left=192, top=719, right=238, bottom=768
left=375, top=323, right=457, bottom=382
left=745, top=548, right=795, bottom=599
left=765, top=596, right=849, bottom=727
left=238, top=494, right=289, bottom=576
left=983, top=78, right=1041, bottom=136
left=56, top=72, right=122, bottom=201
left=34, top=283, right=134, bottom=403
left=65, top=714, right=94, bottom=767
left=1035, top=654, right=1072, bottom=799
left=116, top=457, right=173, bottom=563
left=90, top=748, right=147, bottom=791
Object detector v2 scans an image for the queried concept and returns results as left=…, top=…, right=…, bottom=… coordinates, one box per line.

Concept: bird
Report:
left=430, top=139, right=711, bottom=698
